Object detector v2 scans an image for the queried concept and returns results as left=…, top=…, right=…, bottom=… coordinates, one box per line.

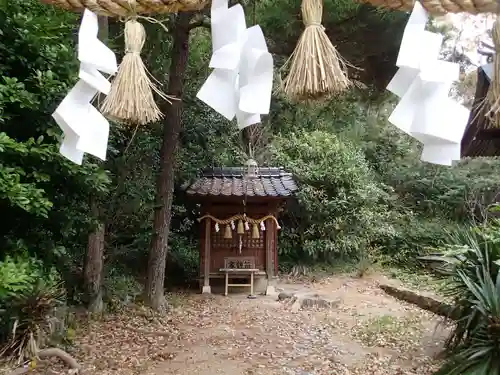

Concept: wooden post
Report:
left=202, top=218, right=211, bottom=294
left=265, top=217, right=276, bottom=295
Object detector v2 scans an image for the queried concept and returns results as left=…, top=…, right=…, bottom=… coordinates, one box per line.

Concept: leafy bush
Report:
left=272, top=130, right=394, bottom=261
left=103, top=271, right=142, bottom=310
left=423, top=221, right=500, bottom=374
left=0, top=0, right=111, bottom=279
left=0, top=256, right=42, bottom=301
left=375, top=217, right=456, bottom=266
left=0, top=255, right=59, bottom=302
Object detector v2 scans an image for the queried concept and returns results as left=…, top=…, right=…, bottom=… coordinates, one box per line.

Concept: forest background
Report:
left=1, top=0, right=500, bottom=319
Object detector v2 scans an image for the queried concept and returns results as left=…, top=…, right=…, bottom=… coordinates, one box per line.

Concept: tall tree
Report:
left=145, top=13, right=194, bottom=310
left=82, top=16, right=110, bottom=314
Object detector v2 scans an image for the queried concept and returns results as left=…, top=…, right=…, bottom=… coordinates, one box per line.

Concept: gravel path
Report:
left=17, top=273, right=449, bottom=375
left=145, top=274, right=448, bottom=375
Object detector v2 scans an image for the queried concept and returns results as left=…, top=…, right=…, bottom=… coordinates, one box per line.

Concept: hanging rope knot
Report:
left=305, top=21, right=324, bottom=29
left=124, top=19, right=145, bottom=54
left=282, top=0, right=350, bottom=101
left=100, top=9, right=174, bottom=125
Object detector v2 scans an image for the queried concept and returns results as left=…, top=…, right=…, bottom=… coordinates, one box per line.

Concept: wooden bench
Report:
left=219, top=257, right=259, bottom=296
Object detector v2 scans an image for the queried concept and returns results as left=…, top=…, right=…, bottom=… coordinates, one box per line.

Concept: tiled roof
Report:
left=184, top=167, right=298, bottom=198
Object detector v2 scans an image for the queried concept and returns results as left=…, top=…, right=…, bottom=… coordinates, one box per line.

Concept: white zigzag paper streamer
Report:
left=386, top=2, right=470, bottom=166
left=196, top=0, right=273, bottom=130
left=52, top=9, right=117, bottom=165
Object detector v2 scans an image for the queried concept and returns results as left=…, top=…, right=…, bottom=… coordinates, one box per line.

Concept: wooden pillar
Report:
left=265, top=217, right=276, bottom=295
left=202, top=218, right=211, bottom=294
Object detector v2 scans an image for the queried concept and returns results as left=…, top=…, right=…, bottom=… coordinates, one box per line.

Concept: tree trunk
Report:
left=84, top=198, right=104, bottom=313
left=83, top=16, right=108, bottom=314
left=145, top=13, right=192, bottom=311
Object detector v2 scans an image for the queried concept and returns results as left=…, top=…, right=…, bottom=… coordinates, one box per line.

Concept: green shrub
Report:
left=374, top=216, right=456, bottom=266
left=103, top=271, right=142, bottom=310
left=0, top=255, right=59, bottom=303
left=272, top=130, right=393, bottom=261
left=0, top=256, right=41, bottom=301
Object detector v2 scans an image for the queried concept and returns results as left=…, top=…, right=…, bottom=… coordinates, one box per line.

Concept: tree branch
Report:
left=8, top=348, right=80, bottom=375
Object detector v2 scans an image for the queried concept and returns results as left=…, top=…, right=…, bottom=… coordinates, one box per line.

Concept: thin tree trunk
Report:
left=83, top=15, right=108, bottom=314
left=145, top=13, right=192, bottom=311
left=84, top=198, right=105, bottom=313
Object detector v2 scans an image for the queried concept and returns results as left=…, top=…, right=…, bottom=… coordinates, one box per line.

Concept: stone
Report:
left=265, top=285, right=277, bottom=296
left=278, top=292, right=294, bottom=301
left=279, top=290, right=341, bottom=311
left=300, top=295, right=341, bottom=309
left=202, top=285, right=211, bottom=294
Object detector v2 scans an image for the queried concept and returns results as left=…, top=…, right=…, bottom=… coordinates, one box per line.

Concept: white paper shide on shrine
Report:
left=52, top=9, right=117, bottom=165
left=386, top=2, right=470, bottom=166
left=196, top=0, right=274, bottom=129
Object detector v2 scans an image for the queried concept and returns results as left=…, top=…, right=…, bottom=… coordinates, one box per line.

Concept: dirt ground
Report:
left=16, top=272, right=451, bottom=375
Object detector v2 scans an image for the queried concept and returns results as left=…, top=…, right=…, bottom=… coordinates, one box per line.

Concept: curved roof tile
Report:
left=185, top=167, right=298, bottom=198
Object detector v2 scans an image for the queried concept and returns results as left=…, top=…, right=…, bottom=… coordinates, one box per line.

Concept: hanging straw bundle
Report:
left=486, top=15, right=500, bottom=128
left=282, top=0, right=351, bottom=101
left=100, top=18, right=175, bottom=125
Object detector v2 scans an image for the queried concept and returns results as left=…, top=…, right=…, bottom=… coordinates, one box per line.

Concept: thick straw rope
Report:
left=282, top=0, right=351, bottom=101
left=360, top=0, right=497, bottom=14
left=39, top=0, right=208, bottom=17
left=41, top=0, right=498, bottom=16
left=197, top=214, right=280, bottom=226
left=100, top=19, right=174, bottom=125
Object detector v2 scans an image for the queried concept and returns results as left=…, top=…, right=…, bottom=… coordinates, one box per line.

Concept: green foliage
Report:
left=0, top=0, right=111, bottom=283
left=423, top=222, right=500, bottom=374
left=375, top=217, right=455, bottom=266
left=0, top=132, right=53, bottom=217
left=0, top=280, right=65, bottom=362
left=103, top=271, right=142, bottom=311
left=166, top=234, right=199, bottom=287
left=2, top=0, right=500, bottom=336
left=0, top=256, right=57, bottom=302
left=388, top=158, right=500, bottom=221
left=272, top=130, right=393, bottom=260
left=0, top=255, right=63, bottom=362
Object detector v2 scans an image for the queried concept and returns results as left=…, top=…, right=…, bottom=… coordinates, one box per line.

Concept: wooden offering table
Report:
left=220, top=257, right=259, bottom=296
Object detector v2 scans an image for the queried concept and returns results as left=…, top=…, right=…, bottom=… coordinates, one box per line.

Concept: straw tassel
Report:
left=282, top=0, right=350, bottom=101
left=487, top=16, right=500, bottom=128
left=237, top=220, right=245, bottom=235
left=100, top=18, right=174, bottom=125
left=224, top=224, right=232, bottom=239
left=252, top=223, right=260, bottom=239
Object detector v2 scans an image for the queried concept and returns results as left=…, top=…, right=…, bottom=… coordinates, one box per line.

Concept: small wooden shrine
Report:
left=184, top=162, right=298, bottom=295
left=462, top=67, right=500, bottom=158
